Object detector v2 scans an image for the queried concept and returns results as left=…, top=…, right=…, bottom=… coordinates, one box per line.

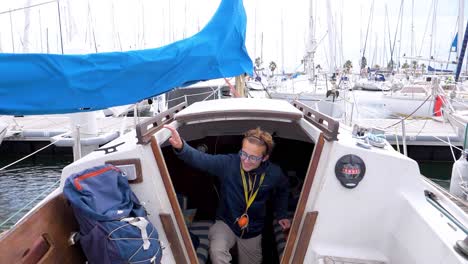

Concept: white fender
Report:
left=450, top=151, right=468, bottom=200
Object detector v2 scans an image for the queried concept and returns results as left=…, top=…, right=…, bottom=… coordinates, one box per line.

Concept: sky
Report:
left=0, top=0, right=466, bottom=73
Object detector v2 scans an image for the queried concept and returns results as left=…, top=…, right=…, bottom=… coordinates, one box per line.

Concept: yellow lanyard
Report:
left=240, top=164, right=265, bottom=211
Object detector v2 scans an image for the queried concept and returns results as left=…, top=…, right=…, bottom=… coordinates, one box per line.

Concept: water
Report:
left=0, top=155, right=72, bottom=230
left=419, top=161, right=453, bottom=189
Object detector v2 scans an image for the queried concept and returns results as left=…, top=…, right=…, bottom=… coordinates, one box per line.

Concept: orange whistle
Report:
left=237, top=215, right=249, bottom=229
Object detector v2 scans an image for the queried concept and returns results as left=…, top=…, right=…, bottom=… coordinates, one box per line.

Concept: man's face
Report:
left=240, top=140, right=268, bottom=172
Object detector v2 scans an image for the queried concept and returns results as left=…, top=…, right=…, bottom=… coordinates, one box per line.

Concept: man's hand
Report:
left=278, top=219, right=291, bottom=231
left=163, top=125, right=183, bottom=150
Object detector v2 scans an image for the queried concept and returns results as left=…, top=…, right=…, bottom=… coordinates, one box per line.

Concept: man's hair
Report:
left=243, top=127, right=274, bottom=156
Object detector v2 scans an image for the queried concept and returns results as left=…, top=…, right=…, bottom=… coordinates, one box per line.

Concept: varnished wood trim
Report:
left=159, top=213, right=186, bottom=264
left=22, top=234, right=51, bottom=264
left=291, top=211, right=318, bottom=263
left=281, top=134, right=325, bottom=264
left=151, top=137, right=198, bottom=264
left=0, top=194, right=85, bottom=263
left=292, top=100, right=339, bottom=141
left=106, top=159, right=143, bottom=184
left=136, top=102, right=187, bottom=144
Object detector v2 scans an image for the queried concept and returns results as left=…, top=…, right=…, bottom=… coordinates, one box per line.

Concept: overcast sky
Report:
left=0, top=0, right=466, bottom=72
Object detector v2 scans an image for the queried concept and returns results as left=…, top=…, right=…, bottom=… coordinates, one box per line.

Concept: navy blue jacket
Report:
left=175, top=141, right=288, bottom=238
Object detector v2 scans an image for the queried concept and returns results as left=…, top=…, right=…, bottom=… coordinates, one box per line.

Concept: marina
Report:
left=0, top=0, right=467, bottom=263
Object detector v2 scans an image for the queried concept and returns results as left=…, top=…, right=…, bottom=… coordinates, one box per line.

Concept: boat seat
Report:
left=189, top=220, right=214, bottom=264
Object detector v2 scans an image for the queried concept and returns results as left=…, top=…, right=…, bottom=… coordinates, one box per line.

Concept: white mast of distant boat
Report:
left=457, top=0, right=464, bottom=66
left=304, top=0, right=317, bottom=81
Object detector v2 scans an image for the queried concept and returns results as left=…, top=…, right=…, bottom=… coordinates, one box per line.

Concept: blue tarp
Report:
left=0, top=0, right=252, bottom=115
left=428, top=65, right=453, bottom=73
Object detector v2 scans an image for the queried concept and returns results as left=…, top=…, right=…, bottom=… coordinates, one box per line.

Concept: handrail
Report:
left=292, top=100, right=339, bottom=141
left=136, top=102, right=187, bottom=145
left=424, top=190, right=468, bottom=234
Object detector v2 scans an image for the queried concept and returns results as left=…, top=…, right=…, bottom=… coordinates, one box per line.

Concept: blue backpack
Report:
left=63, top=164, right=162, bottom=264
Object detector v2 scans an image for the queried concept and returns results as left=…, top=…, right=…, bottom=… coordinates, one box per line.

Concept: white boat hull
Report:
left=1, top=98, right=466, bottom=264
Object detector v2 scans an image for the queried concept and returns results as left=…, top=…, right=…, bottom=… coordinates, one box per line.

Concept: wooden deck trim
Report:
left=159, top=213, right=186, bottom=263
left=105, top=159, right=143, bottom=184
left=151, top=137, right=198, bottom=264
left=136, top=102, right=186, bottom=144
left=0, top=194, right=85, bottom=263
left=291, top=211, right=318, bottom=263
left=281, top=134, right=325, bottom=264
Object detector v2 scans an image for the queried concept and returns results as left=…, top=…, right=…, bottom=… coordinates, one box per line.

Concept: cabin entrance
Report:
left=161, top=131, right=315, bottom=264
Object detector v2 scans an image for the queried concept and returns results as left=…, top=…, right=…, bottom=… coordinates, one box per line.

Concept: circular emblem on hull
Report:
left=335, top=154, right=366, bottom=189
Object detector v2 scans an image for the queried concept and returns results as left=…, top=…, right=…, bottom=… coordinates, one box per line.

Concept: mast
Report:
left=305, top=0, right=316, bottom=80
left=326, top=0, right=336, bottom=73
left=254, top=6, right=257, bottom=60
left=261, top=32, right=264, bottom=63
left=281, top=10, right=284, bottom=74
left=23, top=0, right=32, bottom=52
left=39, top=10, right=43, bottom=52
left=411, top=0, right=414, bottom=57
left=9, top=9, right=15, bottom=52
left=458, top=0, right=464, bottom=60
left=56, top=0, right=64, bottom=54
left=429, top=0, right=437, bottom=67
left=455, top=20, right=468, bottom=82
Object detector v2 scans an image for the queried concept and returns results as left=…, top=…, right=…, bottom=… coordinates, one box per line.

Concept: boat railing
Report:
left=291, top=100, right=339, bottom=141
left=136, top=102, right=187, bottom=145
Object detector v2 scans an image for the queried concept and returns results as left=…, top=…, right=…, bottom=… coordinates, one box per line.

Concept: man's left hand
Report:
left=278, top=219, right=291, bottom=231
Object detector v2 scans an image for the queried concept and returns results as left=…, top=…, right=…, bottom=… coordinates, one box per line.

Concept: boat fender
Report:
left=433, top=95, right=443, bottom=117
left=449, top=150, right=468, bottom=200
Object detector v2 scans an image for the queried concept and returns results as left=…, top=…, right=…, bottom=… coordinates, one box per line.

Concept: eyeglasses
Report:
left=239, top=150, right=263, bottom=162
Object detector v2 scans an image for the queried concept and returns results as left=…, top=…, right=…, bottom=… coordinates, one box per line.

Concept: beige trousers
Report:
left=208, top=220, right=262, bottom=264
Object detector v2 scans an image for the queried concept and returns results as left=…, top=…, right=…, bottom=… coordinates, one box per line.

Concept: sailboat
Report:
left=268, top=0, right=350, bottom=119
left=0, top=0, right=468, bottom=263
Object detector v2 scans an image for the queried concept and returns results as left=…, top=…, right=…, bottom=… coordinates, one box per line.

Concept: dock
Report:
left=352, top=118, right=463, bottom=147
left=0, top=115, right=150, bottom=155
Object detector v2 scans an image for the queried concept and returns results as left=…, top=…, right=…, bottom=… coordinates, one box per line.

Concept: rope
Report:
left=166, top=90, right=218, bottom=103
left=430, top=135, right=464, bottom=152
left=0, top=0, right=56, bottom=15
left=0, top=179, right=60, bottom=229
left=380, top=94, right=433, bottom=130
left=0, top=131, right=70, bottom=171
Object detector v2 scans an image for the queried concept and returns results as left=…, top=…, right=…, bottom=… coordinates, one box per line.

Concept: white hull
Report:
left=381, top=93, right=435, bottom=117
left=270, top=91, right=345, bottom=118
left=355, top=79, right=391, bottom=91
left=1, top=98, right=467, bottom=264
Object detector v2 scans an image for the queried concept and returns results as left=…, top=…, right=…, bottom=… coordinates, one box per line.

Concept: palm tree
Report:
left=411, top=60, right=418, bottom=74
left=420, top=63, right=426, bottom=74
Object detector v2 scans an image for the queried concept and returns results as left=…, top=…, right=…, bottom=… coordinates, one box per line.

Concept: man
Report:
left=164, top=125, right=290, bottom=264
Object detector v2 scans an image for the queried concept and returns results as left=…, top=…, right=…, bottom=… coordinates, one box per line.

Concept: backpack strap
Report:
left=121, top=217, right=151, bottom=250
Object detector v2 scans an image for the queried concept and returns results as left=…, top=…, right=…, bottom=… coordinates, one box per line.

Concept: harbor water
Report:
left=0, top=155, right=72, bottom=231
